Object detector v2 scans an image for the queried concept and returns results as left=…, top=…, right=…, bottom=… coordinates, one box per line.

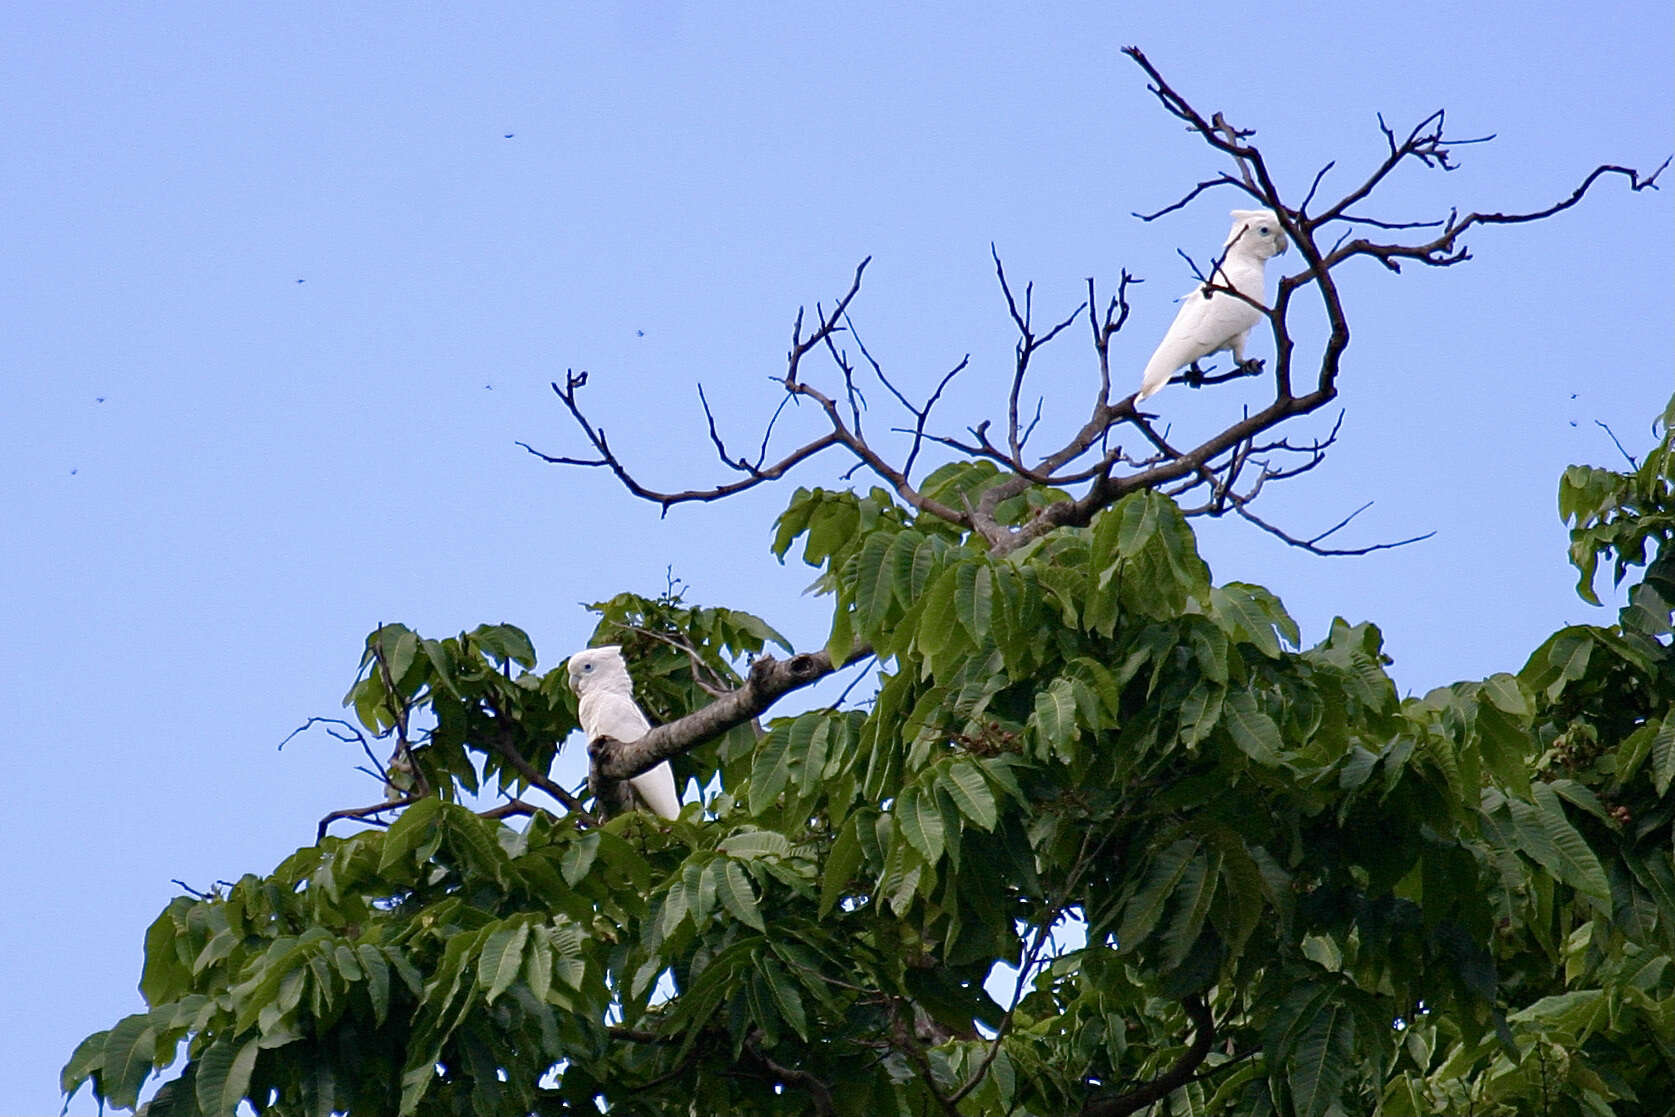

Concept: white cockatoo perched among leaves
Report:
left=567, top=644, right=682, bottom=819
left=1137, top=208, right=1289, bottom=401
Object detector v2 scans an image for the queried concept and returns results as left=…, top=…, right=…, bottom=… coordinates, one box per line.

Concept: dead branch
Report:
left=526, top=45, right=1662, bottom=562
left=316, top=798, right=411, bottom=842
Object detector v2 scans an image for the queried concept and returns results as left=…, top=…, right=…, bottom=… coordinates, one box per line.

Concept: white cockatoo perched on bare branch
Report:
left=567, top=645, right=682, bottom=819
left=1137, top=209, right=1289, bottom=401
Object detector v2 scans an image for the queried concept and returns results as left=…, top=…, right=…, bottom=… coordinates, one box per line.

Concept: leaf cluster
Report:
left=66, top=418, right=1675, bottom=1114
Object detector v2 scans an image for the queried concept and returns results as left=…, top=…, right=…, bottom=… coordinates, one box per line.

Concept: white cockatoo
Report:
left=1137, top=209, right=1289, bottom=401
left=567, top=645, right=682, bottom=819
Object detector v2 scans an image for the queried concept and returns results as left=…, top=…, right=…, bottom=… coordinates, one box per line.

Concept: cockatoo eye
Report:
left=1258, top=226, right=1271, bottom=236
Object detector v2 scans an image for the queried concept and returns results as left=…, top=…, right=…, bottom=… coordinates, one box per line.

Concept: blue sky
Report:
left=2, top=3, right=1669, bottom=1112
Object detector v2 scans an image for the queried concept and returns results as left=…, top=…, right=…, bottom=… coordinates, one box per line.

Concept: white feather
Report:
left=567, top=645, right=682, bottom=819
left=1137, top=209, right=1289, bottom=401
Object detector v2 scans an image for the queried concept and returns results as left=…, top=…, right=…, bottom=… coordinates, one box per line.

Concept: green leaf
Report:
left=140, top=903, right=191, bottom=1005
left=853, top=530, right=898, bottom=637
left=820, top=815, right=865, bottom=917
left=761, top=959, right=810, bottom=1040
left=749, top=723, right=794, bottom=815
left=1210, top=583, right=1293, bottom=657
left=941, top=760, right=998, bottom=831
left=384, top=627, right=419, bottom=683
left=1117, top=838, right=1197, bottom=950
left=719, top=859, right=765, bottom=931
left=1177, top=684, right=1224, bottom=748
left=1508, top=785, right=1611, bottom=906
left=1479, top=672, right=1530, bottom=717
left=443, top=807, right=510, bottom=884
left=560, top=830, right=601, bottom=885
left=1524, top=628, right=1594, bottom=702
left=60, top=1029, right=108, bottom=1097
left=717, top=829, right=793, bottom=860
left=357, top=944, right=391, bottom=1026
left=955, top=562, right=994, bottom=641
left=100, top=1012, right=158, bottom=1110
left=916, top=567, right=962, bottom=659
left=477, top=920, right=531, bottom=1004
left=1224, top=690, right=1285, bottom=767
left=1532, top=783, right=1612, bottom=905
left=1113, top=491, right=1160, bottom=559
left=472, top=623, right=536, bottom=668
left=194, top=1036, right=259, bottom=1117
left=1163, top=850, right=1219, bottom=969
left=525, top=924, right=555, bottom=1003
left=823, top=601, right=855, bottom=681
left=1290, top=998, right=1356, bottom=1117
left=421, top=637, right=461, bottom=697
left=897, top=787, right=946, bottom=863
left=1651, top=719, right=1675, bottom=795
left=1032, top=677, right=1080, bottom=759
left=379, top=796, right=444, bottom=874
left=804, top=496, right=860, bottom=566
left=1614, top=720, right=1659, bottom=787
left=909, top=534, right=950, bottom=598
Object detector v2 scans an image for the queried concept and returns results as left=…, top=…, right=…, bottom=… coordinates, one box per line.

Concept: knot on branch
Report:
left=750, top=651, right=828, bottom=689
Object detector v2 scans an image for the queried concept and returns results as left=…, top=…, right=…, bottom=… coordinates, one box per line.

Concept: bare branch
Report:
left=478, top=798, right=542, bottom=822
left=1235, top=502, right=1437, bottom=556
left=525, top=46, right=1662, bottom=564
left=316, top=798, right=412, bottom=842
left=1133, top=174, right=1246, bottom=221
left=1596, top=419, right=1640, bottom=469
left=1299, top=160, right=1335, bottom=214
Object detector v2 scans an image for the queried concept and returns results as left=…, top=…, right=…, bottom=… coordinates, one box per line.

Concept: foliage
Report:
left=62, top=401, right=1675, bottom=1116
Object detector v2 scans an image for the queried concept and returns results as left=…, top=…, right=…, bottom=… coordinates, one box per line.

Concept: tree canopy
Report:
left=63, top=51, right=1672, bottom=1117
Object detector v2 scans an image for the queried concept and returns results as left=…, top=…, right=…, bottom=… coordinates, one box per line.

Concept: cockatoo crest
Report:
left=566, top=645, right=682, bottom=819
left=1137, top=209, right=1288, bottom=401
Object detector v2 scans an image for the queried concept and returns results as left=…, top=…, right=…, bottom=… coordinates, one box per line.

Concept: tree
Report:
left=64, top=50, right=1671, bottom=1117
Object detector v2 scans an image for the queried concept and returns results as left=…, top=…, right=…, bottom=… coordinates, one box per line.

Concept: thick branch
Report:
left=744, top=1033, right=837, bottom=1117
left=588, top=646, right=873, bottom=812
left=1081, top=995, right=1216, bottom=1117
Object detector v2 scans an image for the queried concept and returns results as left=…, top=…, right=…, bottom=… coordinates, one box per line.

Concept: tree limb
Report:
left=588, top=645, right=874, bottom=813
left=1081, top=995, right=1216, bottom=1117
left=529, top=46, right=1663, bottom=561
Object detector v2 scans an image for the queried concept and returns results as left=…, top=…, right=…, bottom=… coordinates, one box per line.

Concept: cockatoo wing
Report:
left=577, top=689, right=681, bottom=820
left=578, top=689, right=652, bottom=744
left=1137, top=288, right=1261, bottom=400
left=1136, top=209, right=1287, bottom=402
